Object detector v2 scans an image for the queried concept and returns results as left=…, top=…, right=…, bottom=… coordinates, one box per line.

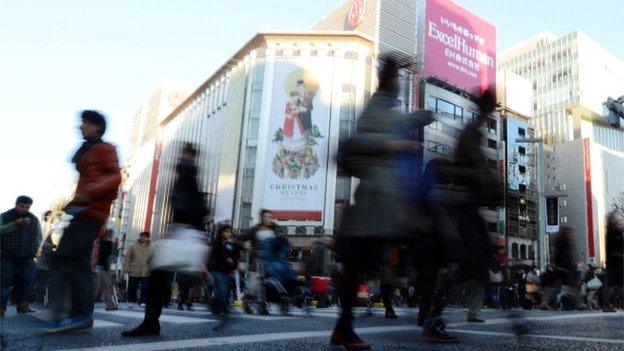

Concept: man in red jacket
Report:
left=44, top=110, right=121, bottom=334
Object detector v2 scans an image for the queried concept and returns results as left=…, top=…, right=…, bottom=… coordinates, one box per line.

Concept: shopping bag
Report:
left=525, top=283, right=540, bottom=294
left=151, top=226, right=208, bottom=273
left=489, top=270, right=503, bottom=283
left=587, top=277, right=603, bottom=290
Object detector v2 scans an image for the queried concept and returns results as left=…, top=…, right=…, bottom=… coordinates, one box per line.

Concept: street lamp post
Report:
left=515, top=137, right=547, bottom=270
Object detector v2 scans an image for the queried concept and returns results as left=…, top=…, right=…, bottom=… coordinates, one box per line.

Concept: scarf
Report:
left=71, top=137, right=102, bottom=167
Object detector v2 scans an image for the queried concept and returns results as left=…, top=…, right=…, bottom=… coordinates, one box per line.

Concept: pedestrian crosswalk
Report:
left=93, top=308, right=216, bottom=324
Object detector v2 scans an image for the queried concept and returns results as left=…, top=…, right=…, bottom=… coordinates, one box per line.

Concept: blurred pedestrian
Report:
left=452, top=90, right=502, bottom=323
left=552, top=227, right=588, bottom=311
left=603, top=212, right=622, bottom=312
left=122, top=143, right=210, bottom=337
left=582, top=263, right=601, bottom=310
left=330, top=54, right=435, bottom=350
left=539, top=264, right=557, bottom=310
left=95, top=229, right=118, bottom=311
left=124, top=231, right=152, bottom=308
left=44, top=110, right=121, bottom=333
left=1, top=196, right=41, bottom=316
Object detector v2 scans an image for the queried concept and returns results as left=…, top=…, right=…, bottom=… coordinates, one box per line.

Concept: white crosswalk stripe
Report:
left=94, top=308, right=216, bottom=324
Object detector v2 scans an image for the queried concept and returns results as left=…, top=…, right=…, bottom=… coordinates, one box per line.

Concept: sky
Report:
left=1, top=0, right=622, bottom=218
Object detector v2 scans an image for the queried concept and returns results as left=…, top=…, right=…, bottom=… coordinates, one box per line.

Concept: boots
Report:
left=121, top=321, right=160, bottom=337
left=16, top=302, right=34, bottom=314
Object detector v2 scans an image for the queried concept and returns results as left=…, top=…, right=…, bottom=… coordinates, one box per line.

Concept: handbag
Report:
left=151, top=226, right=209, bottom=273
left=489, top=270, right=503, bottom=283
left=587, top=277, right=603, bottom=290
left=525, top=283, right=540, bottom=294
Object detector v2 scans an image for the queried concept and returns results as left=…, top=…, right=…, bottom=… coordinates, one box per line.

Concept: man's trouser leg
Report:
left=101, top=271, right=116, bottom=309
left=139, top=277, right=150, bottom=305
left=49, top=218, right=100, bottom=321
left=466, top=280, right=484, bottom=319
left=143, top=270, right=172, bottom=326
left=13, top=258, right=36, bottom=307
left=127, top=277, right=139, bottom=303
left=540, top=286, right=556, bottom=308
left=1, top=258, right=15, bottom=312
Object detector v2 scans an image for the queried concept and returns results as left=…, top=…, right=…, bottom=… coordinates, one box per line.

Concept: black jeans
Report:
left=143, top=269, right=174, bottom=326
left=48, top=218, right=101, bottom=321
left=127, top=276, right=149, bottom=304
left=334, top=236, right=443, bottom=331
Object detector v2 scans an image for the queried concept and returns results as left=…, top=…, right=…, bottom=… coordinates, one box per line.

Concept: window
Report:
left=519, top=184, right=527, bottom=193
left=512, top=243, right=519, bottom=259
left=487, top=118, right=497, bottom=133
left=519, top=165, right=526, bottom=174
left=520, top=245, right=527, bottom=260
left=488, top=159, right=498, bottom=170
left=433, top=97, right=463, bottom=119
left=518, top=127, right=526, bottom=137
left=487, top=138, right=497, bottom=149
left=519, top=146, right=526, bottom=155
left=469, top=111, right=480, bottom=122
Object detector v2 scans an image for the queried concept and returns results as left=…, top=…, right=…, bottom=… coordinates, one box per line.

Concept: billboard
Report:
left=262, top=60, right=332, bottom=223
left=546, top=196, right=559, bottom=233
left=423, top=0, right=496, bottom=96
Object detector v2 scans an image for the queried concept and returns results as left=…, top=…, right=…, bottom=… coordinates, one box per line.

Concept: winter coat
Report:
left=337, top=90, right=435, bottom=239
left=67, top=141, right=121, bottom=224
left=0, top=209, right=42, bottom=258
left=170, top=159, right=208, bottom=230
left=606, top=221, right=623, bottom=285
left=209, top=239, right=242, bottom=273
left=124, top=241, right=152, bottom=277
left=452, top=120, right=501, bottom=283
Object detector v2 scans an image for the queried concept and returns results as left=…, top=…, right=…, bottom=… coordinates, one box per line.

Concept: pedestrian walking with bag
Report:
left=330, top=54, right=435, bottom=350
left=122, top=143, right=210, bottom=337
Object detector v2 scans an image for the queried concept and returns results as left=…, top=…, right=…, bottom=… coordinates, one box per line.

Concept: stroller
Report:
left=243, top=236, right=312, bottom=315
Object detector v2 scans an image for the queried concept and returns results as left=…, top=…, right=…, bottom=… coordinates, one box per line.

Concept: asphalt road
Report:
left=2, top=303, right=623, bottom=350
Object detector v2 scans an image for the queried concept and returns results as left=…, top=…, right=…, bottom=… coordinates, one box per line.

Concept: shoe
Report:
left=603, top=307, right=617, bottom=313
left=423, top=317, right=459, bottom=343
left=385, top=310, right=398, bottom=319
left=43, top=315, right=94, bottom=334
left=105, top=306, right=119, bottom=311
left=121, top=322, right=160, bottom=337
left=177, top=304, right=184, bottom=311
left=186, top=304, right=193, bottom=311
left=467, top=317, right=485, bottom=323
left=330, top=328, right=371, bottom=350
left=539, top=305, right=552, bottom=311
left=16, top=303, right=35, bottom=314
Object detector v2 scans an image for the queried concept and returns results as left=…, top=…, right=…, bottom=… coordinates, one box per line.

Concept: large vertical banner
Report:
left=583, top=138, right=594, bottom=258
left=263, top=60, right=332, bottom=223
left=423, top=0, right=496, bottom=96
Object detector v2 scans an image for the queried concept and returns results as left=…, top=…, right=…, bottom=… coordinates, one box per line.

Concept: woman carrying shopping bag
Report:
left=122, top=143, right=210, bottom=337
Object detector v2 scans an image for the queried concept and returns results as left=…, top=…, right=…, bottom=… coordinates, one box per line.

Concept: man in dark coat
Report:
left=44, top=111, right=121, bottom=333
left=330, top=56, right=435, bottom=350
left=603, top=212, right=623, bottom=312
left=452, top=90, right=502, bottom=323
left=1, top=195, right=41, bottom=316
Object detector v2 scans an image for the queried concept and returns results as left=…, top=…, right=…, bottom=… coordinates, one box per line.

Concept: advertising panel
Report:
left=423, top=0, right=496, bottom=96
left=262, top=60, right=333, bottom=223
left=546, top=196, right=559, bottom=233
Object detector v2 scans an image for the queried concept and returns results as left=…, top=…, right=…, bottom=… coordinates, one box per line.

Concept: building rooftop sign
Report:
left=347, top=0, right=366, bottom=29
left=423, top=0, right=496, bottom=96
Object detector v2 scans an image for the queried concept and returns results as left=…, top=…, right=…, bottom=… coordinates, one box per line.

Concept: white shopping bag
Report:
left=151, top=226, right=209, bottom=273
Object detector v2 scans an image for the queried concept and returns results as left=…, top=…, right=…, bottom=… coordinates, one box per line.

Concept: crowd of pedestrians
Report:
left=0, top=57, right=622, bottom=351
